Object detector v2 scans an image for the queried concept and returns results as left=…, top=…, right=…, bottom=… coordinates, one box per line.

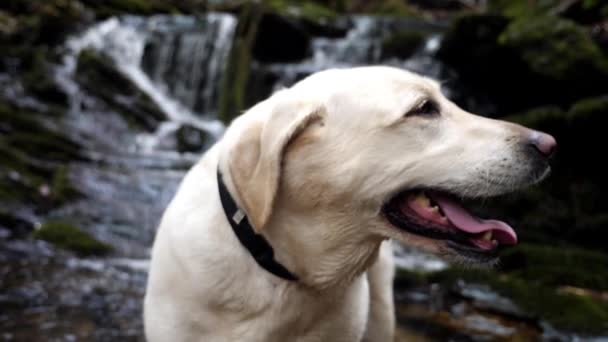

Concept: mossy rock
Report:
left=495, top=278, right=608, bottom=334
left=439, top=13, right=608, bottom=113
left=252, top=13, right=311, bottom=63
left=0, top=103, right=81, bottom=206
left=76, top=49, right=165, bottom=130
left=488, top=0, right=563, bottom=18
left=50, top=164, right=80, bottom=204
left=15, top=47, right=69, bottom=105
left=498, top=15, right=608, bottom=84
left=0, top=0, right=86, bottom=46
left=381, top=30, right=425, bottom=60
left=351, top=0, right=421, bottom=17
left=264, top=0, right=337, bottom=22
left=33, top=220, right=112, bottom=256
left=500, top=244, right=608, bottom=291
left=428, top=266, right=608, bottom=333
left=436, top=14, right=532, bottom=113
left=438, top=14, right=511, bottom=69
left=79, top=0, right=186, bottom=18
left=568, top=95, right=608, bottom=120
left=0, top=104, right=80, bottom=163
left=218, top=3, right=263, bottom=124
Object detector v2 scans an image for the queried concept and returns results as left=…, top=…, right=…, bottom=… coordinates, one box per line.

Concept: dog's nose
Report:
left=529, top=130, right=557, bottom=157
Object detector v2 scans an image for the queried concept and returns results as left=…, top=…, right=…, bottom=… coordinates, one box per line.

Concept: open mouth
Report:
left=382, top=190, right=517, bottom=262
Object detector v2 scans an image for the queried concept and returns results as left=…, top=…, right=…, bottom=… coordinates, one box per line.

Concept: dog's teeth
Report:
left=416, top=192, right=431, bottom=208
left=482, top=231, right=493, bottom=241
left=491, top=239, right=498, bottom=245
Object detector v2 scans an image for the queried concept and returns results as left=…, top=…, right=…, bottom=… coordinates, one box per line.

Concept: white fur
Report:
left=144, top=66, right=543, bottom=341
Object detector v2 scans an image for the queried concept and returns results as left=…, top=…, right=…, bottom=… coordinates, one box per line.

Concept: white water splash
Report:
left=55, top=15, right=237, bottom=152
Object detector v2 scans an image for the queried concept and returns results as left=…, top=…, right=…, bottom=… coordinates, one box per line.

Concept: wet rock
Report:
left=499, top=15, right=608, bottom=86
left=429, top=266, right=608, bottom=334
left=0, top=103, right=82, bottom=206
left=252, top=13, right=311, bottom=63
left=299, top=17, right=349, bottom=39
left=0, top=0, right=87, bottom=46
left=76, top=49, right=165, bottom=131
left=454, top=282, right=527, bottom=319
left=0, top=240, right=147, bottom=341
left=175, top=124, right=210, bottom=153
left=218, top=3, right=262, bottom=124
left=0, top=211, right=33, bottom=239
left=33, top=221, right=112, bottom=256
left=79, top=0, right=189, bottom=18
left=381, top=30, right=425, bottom=60
left=488, top=0, right=564, bottom=18
left=500, top=244, right=608, bottom=292
left=438, top=14, right=608, bottom=113
left=437, top=14, right=527, bottom=114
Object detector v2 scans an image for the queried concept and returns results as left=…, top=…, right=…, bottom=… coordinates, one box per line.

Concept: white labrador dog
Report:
left=144, top=66, right=555, bottom=342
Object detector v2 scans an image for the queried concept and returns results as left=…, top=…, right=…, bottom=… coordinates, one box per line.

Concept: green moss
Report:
left=33, top=220, right=112, bottom=256
left=0, top=103, right=80, bottom=206
left=419, top=241, right=608, bottom=333
left=569, top=95, right=608, bottom=119
left=79, top=0, right=185, bottom=18
left=265, top=0, right=337, bottom=21
left=437, top=14, right=514, bottom=82
left=0, top=0, right=85, bottom=46
left=0, top=103, right=81, bottom=162
left=505, top=106, right=567, bottom=135
left=218, top=3, right=263, bottom=124
left=51, top=164, right=79, bottom=203
left=501, top=244, right=608, bottom=291
left=488, top=0, right=562, bottom=18
left=355, top=0, right=420, bottom=17
left=428, top=266, right=608, bottom=333
left=19, top=47, right=68, bottom=104
left=5, top=133, right=81, bottom=162
left=496, top=279, right=608, bottom=333
left=498, top=15, right=608, bottom=82
left=381, top=30, right=425, bottom=60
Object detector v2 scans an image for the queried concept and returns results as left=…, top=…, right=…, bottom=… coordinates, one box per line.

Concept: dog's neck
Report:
left=263, top=207, right=385, bottom=290
left=218, top=159, right=384, bottom=290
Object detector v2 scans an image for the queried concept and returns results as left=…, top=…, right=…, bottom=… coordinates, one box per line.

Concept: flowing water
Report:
left=1, top=13, right=591, bottom=341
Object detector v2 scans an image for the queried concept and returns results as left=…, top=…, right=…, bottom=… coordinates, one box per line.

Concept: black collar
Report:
left=217, top=169, right=298, bottom=281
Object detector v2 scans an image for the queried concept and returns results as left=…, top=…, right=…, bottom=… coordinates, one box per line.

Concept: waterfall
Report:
left=262, top=16, right=446, bottom=98
left=141, top=14, right=236, bottom=115
left=55, top=14, right=237, bottom=153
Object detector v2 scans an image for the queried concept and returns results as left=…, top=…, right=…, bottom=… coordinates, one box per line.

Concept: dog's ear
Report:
left=227, top=96, right=325, bottom=231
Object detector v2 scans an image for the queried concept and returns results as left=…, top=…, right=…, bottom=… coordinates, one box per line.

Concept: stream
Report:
left=0, top=12, right=600, bottom=342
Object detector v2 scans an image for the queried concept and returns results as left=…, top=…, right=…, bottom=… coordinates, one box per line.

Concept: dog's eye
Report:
left=407, top=100, right=439, bottom=117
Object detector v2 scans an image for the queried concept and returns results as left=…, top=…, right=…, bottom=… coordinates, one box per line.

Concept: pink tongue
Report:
left=431, top=195, right=518, bottom=245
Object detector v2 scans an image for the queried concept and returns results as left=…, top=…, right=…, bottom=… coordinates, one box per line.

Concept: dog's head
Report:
left=222, top=66, right=555, bottom=282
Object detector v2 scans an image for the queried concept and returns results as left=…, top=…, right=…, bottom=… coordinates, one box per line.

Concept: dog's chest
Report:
left=212, top=276, right=370, bottom=342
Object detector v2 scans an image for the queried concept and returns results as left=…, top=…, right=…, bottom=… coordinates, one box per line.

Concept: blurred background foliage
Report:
left=1, top=0, right=607, bottom=340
